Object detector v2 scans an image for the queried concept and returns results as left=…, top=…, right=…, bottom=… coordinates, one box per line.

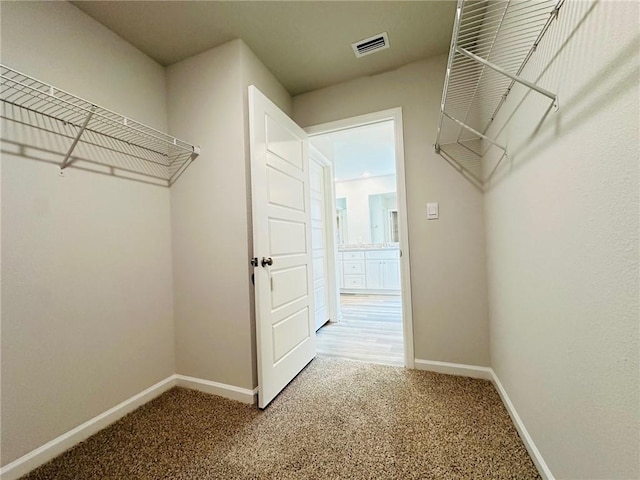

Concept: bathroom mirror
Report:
left=369, top=192, right=398, bottom=244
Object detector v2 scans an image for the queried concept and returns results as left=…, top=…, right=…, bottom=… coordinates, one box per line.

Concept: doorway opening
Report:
left=306, top=109, right=414, bottom=368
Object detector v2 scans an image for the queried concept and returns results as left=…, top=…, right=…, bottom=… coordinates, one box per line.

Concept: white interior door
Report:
left=249, top=86, right=315, bottom=409
left=310, top=159, right=330, bottom=331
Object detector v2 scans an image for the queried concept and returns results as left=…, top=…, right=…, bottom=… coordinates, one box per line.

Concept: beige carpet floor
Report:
left=22, top=357, right=540, bottom=479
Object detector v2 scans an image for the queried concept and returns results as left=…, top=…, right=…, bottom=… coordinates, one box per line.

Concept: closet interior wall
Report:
left=481, top=1, right=639, bottom=477
left=0, top=1, right=174, bottom=465
left=166, top=38, right=292, bottom=391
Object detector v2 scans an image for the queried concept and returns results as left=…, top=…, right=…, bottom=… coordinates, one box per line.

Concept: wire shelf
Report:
left=435, top=0, right=563, bottom=183
left=0, top=64, right=200, bottom=186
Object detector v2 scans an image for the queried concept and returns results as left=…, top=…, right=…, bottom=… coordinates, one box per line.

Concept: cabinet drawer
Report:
left=365, top=249, right=400, bottom=260
left=343, top=260, right=365, bottom=274
left=342, top=251, right=365, bottom=261
left=343, top=275, right=365, bottom=288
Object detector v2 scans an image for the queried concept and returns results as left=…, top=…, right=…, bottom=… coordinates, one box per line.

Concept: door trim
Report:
left=305, top=107, right=415, bottom=369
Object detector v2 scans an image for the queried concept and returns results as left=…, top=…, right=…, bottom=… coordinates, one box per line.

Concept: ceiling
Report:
left=311, top=120, right=396, bottom=181
left=71, top=1, right=456, bottom=96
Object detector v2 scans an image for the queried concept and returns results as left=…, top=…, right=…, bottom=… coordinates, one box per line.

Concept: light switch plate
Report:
left=427, top=202, right=439, bottom=220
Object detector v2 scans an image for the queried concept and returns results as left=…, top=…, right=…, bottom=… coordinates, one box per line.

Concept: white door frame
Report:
left=309, top=145, right=341, bottom=326
left=305, top=107, right=415, bottom=369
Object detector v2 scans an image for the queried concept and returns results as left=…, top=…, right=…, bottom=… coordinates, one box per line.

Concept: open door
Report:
left=249, top=86, right=316, bottom=409
left=310, top=157, right=331, bottom=331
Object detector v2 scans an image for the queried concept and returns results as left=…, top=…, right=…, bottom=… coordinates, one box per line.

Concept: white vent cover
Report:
left=352, top=32, right=390, bottom=58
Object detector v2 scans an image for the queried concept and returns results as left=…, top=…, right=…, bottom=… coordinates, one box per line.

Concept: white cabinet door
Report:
left=382, top=260, right=401, bottom=290
left=365, top=260, right=384, bottom=289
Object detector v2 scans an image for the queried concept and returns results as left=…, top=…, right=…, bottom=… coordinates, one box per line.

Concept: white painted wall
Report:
left=167, top=39, right=291, bottom=390
left=294, top=58, right=491, bottom=366
left=0, top=1, right=174, bottom=465
left=481, top=1, right=640, bottom=478
left=166, top=39, right=251, bottom=390
left=335, top=175, right=396, bottom=244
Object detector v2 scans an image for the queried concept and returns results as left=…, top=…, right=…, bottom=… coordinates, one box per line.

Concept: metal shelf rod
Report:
left=455, top=47, right=557, bottom=101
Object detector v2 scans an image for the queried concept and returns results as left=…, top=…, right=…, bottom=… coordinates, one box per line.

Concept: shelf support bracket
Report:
left=455, top=47, right=558, bottom=108
left=60, top=105, right=95, bottom=170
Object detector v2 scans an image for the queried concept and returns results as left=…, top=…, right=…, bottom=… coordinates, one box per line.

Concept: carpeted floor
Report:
left=21, top=357, right=540, bottom=479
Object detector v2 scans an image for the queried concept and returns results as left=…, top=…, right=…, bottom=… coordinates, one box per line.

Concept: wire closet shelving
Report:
left=435, top=0, right=564, bottom=184
left=0, top=64, right=200, bottom=186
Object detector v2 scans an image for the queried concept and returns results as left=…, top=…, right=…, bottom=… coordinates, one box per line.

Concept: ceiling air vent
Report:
left=352, top=32, right=390, bottom=58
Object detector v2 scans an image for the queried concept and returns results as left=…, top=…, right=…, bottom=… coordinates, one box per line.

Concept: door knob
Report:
left=261, top=257, right=273, bottom=267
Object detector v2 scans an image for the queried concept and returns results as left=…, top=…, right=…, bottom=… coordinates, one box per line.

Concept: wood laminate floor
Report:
left=316, top=294, right=404, bottom=366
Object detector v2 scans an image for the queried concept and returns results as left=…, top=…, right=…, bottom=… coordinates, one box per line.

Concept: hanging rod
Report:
left=434, top=0, right=563, bottom=183
left=0, top=64, right=200, bottom=186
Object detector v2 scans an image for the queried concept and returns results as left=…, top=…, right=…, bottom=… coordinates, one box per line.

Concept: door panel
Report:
left=271, top=266, right=308, bottom=308
left=311, top=226, right=323, bottom=247
left=273, top=307, right=311, bottom=362
left=310, top=158, right=330, bottom=331
left=312, top=256, right=325, bottom=280
left=266, top=115, right=303, bottom=170
left=249, top=86, right=315, bottom=409
left=266, top=166, right=305, bottom=211
left=314, top=286, right=327, bottom=310
left=269, top=219, right=307, bottom=255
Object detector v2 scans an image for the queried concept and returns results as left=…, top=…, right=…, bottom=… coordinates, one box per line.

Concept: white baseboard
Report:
left=413, top=358, right=553, bottom=480
left=414, top=358, right=493, bottom=380
left=0, top=376, right=176, bottom=480
left=175, top=374, right=257, bottom=404
left=0, top=374, right=257, bottom=480
left=2, top=366, right=550, bottom=480
left=490, top=370, right=554, bottom=480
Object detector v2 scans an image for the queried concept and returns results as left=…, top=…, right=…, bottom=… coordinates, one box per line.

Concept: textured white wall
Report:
left=167, top=40, right=252, bottom=389
left=167, top=39, right=292, bottom=390
left=0, top=1, right=174, bottom=465
left=482, top=1, right=640, bottom=478
left=293, top=57, right=491, bottom=366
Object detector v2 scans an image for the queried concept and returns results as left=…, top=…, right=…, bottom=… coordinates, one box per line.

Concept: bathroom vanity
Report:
left=338, top=246, right=401, bottom=294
